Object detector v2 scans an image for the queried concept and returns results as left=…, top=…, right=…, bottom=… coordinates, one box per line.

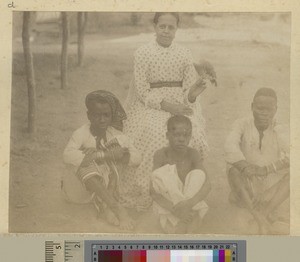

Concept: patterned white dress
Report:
left=120, top=40, right=208, bottom=209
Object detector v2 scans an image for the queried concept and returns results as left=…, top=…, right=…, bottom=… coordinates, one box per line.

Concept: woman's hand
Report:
left=161, top=100, right=193, bottom=116
left=188, top=78, right=210, bottom=103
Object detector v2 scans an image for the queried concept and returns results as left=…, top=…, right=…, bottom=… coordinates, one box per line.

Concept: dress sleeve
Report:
left=133, top=48, right=163, bottom=110
left=63, top=128, right=85, bottom=168
left=182, top=48, right=198, bottom=106
left=224, top=119, right=247, bottom=164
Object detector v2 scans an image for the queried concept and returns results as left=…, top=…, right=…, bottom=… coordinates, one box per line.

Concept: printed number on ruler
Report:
left=64, top=241, right=83, bottom=262
left=45, top=241, right=83, bottom=262
left=45, top=241, right=64, bottom=262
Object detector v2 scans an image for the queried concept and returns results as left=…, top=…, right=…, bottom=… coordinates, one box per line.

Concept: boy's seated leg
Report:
left=183, top=169, right=206, bottom=198
left=82, top=168, right=134, bottom=231
left=227, top=167, right=254, bottom=209
left=227, top=167, right=275, bottom=234
left=162, top=220, right=176, bottom=234
left=153, top=168, right=208, bottom=233
left=62, top=162, right=120, bottom=226
left=173, top=210, right=196, bottom=234
left=61, top=164, right=94, bottom=204
left=255, top=174, right=289, bottom=234
left=183, top=169, right=209, bottom=217
left=187, top=211, right=202, bottom=234
left=152, top=204, right=178, bottom=233
left=107, top=173, right=119, bottom=199
left=77, top=162, right=133, bottom=230
left=93, top=195, right=119, bottom=227
left=84, top=176, right=119, bottom=225
left=257, top=173, right=289, bottom=223
left=175, top=220, right=188, bottom=234
left=175, top=210, right=203, bottom=234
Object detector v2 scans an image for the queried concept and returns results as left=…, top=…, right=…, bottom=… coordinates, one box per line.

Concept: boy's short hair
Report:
left=167, top=115, right=192, bottom=131
left=253, top=88, right=277, bottom=103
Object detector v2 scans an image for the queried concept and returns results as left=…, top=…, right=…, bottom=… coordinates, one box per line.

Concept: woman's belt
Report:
left=150, top=81, right=183, bottom=88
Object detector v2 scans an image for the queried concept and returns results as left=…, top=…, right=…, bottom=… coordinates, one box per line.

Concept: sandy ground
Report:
left=9, top=14, right=290, bottom=234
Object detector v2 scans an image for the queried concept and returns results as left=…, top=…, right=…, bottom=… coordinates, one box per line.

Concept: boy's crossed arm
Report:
left=151, top=149, right=174, bottom=211
left=151, top=149, right=211, bottom=219
left=80, top=146, right=128, bottom=168
left=172, top=149, right=211, bottom=216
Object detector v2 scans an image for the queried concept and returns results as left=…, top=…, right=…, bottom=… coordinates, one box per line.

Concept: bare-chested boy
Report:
left=150, top=115, right=211, bottom=233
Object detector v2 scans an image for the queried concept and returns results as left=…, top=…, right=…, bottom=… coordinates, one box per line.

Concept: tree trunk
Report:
left=77, top=12, right=88, bottom=66
left=61, top=12, right=69, bottom=89
left=22, top=11, right=36, bottom=134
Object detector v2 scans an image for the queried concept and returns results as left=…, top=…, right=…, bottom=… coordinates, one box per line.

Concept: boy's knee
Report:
left=84, top=175, right=105, bottom=192
left=228, top=167, right=241, bottom=182
left=228, top=167, right=247, bottom=191
left=190, top=169, right=206, bottom=180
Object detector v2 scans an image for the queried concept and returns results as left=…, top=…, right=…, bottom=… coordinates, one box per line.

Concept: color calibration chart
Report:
left=88, top=241, right=245, bottom=262
left=45, top=240, right=245, bottom=262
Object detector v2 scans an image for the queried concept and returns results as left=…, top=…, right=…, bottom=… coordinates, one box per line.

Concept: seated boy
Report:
left=63, top=90, right=142, bottom=231
left=150, top=115, right=211, bottom=234
left=224, top=88, right=289, bottom=234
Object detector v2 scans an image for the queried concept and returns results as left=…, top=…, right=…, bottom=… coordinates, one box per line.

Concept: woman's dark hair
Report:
left=153, top=12, right=180, bottom=25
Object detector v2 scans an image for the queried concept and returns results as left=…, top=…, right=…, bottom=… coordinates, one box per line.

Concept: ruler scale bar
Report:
left=88, top=241, right=242, bottom=262
left=44, top=240, right=244, bottom=262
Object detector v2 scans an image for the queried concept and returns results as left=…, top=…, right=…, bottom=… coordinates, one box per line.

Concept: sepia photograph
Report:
left=9, top=11, right=290, bottom=234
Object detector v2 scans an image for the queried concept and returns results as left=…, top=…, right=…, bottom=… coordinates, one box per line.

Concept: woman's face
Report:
left=154, top=14, right=178, bottom=47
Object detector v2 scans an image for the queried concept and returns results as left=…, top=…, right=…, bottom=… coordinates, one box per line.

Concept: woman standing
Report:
left=120, top=12, right=210, bottom=210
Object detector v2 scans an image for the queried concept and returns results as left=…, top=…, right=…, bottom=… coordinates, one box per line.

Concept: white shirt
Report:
left=224, top=117, right=289, bottom=167
left=63, top=123, right=142, bottom=168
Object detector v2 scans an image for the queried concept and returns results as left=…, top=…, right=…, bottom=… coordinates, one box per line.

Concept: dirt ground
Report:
left=9, top=13, right=290, bottom=234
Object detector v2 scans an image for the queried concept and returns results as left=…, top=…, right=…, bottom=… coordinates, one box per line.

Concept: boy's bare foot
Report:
left=255, top=212, right=272, bottom=234
left=163, top=220, right=176, bottom=234
left=187, top=212, right=200, bottom=233
left=175, top=220, right=188, bottom=234
left=118, top=206, right=135, bottom=231
left=258, top=223, right=270, bottom=235
left=174, top=211, right=195, bottom=234
left=103, top=207, right=120, bottom=226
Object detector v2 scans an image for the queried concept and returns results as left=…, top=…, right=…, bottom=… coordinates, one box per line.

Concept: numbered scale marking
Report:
left=45, top=240, right=246, bottom=262
left=45, top=241, right=83, bottom=262
left=93, top=243, right=236, bottom=251
left=85, top=240, right=245, bottom=262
